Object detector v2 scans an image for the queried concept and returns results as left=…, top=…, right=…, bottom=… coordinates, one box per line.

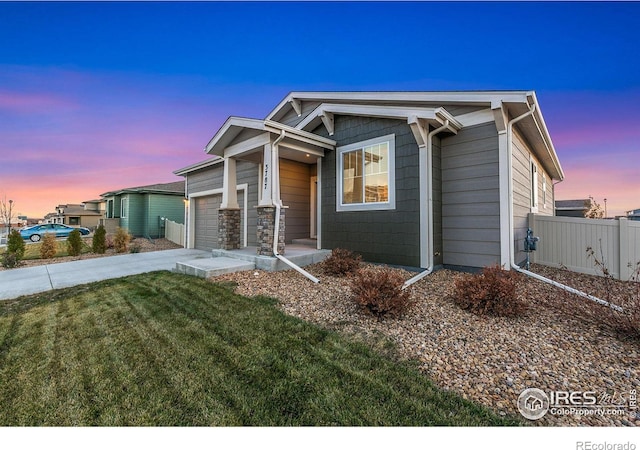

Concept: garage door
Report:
left=194, top=195, right=221, bottom=251
left=193, top=193, right=245, bottom=251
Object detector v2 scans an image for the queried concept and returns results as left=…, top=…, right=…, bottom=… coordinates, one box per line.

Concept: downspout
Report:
left=403, top=119, right=453, bottom=289
left=506, top=103, right=622, bottom=312
left=271, top=130, right=320, bottom=284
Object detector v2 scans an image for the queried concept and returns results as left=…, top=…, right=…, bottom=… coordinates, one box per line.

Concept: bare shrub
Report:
left=321, top=248, right=362, bottom=276
left=39, top=233, right=58, bottom=259
left=350, top=266, right=413, bottom=318
left=113, top=227, right=131, bottom=253
left=452, top=265, right=527, bottom=317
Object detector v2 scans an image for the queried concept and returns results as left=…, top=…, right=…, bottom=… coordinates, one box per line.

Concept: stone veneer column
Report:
left=256, top=206, right=285, bottom=256
left=218, top=208, right=241, bottom=250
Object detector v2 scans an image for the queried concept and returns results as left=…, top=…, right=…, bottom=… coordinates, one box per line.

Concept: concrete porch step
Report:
left=175, top=256, right=255, bottom=278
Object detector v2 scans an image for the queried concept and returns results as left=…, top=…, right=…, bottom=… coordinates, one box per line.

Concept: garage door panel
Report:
left=194, top=195, right=221, bottom=251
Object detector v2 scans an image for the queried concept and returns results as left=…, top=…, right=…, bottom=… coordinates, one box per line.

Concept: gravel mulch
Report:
left=216, top=263, right=640, bottom=427
left=0, top=237, right=183, bottom=271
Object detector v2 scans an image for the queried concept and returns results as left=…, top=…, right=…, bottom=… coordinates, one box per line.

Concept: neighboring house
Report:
left=175, top=91, right=563, bottom=271
left=100, top=181, right=185, bottom=238
left=555, top=199, right=590, bottom=218
left=627, top=208, right=640, bottom=221
left=43, top=203, right=103, bottom=228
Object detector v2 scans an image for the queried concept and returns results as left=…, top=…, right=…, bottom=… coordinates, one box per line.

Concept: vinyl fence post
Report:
left=619, top=217, right=630, bottom=281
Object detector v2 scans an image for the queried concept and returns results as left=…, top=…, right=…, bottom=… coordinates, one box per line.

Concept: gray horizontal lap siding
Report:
left=441, top=122, right=501, bottom=269
left=315, top=115, right=421, bottom=267
left=186, top=160, right=259, bottom=247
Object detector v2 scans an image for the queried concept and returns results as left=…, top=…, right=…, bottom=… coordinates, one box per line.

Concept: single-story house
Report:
left=555, top=199, right=590, bottom=218
left=174, top=91, right=563, bottom=272
left=100, top=181, right=185, bottom=238
left=44, top=203, right=103, bottom=228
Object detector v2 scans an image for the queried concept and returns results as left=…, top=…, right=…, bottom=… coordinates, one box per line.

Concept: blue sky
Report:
left=1, top=1, right=638, bottom=217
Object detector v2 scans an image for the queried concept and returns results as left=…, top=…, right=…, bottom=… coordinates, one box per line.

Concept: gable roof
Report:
left=101, top=180, right=185, bottom=197
left=266, top=91, right=564, bottom=181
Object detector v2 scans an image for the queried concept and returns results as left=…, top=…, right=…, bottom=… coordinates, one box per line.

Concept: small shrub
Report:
left=40, top=233, right=58, bottom=259
left=105, top=235, right=114, bottom=249
left=92, top=224, right=107, bottom=254
left=129, top=242, right=141, bottom=254
left=113, top=227, right=131, bottom=253
left=321, top=248, right=362, bottom=276
left=1, top=252, right=19, bottom=269
left=66, top=229, right=83, bottom=257
left=452, top=265, right=526, bottom=317
left=350, top=266, right=413, bottom=318
left=7, top=229, right=25, bottom=260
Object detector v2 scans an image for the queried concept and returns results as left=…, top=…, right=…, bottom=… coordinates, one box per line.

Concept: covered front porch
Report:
left=205, top=117, right=336, bottom=257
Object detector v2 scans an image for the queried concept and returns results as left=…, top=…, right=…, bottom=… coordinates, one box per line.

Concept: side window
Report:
left=336, top=134, right=396, bottom=212
left=530, top=160, right=539, bottom=212
left=121, top=197, right=128, bottom=218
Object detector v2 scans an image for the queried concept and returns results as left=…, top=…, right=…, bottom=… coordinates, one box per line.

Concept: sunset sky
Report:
left=0, top=1, right=638, bottom=219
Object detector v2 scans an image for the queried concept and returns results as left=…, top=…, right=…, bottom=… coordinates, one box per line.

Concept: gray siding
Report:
left=280, top=159, right=311, bottom=242
left=186, top=159, right=259, bottom=247
left=279, top=101, right=322, bottom=127
left=432, top=135, right=444, bottom=267
left=441, top=122, right=501, bottom=269
left=512, top=128, right=554, bottom=265
left=316, top=115, right=421, bottom=267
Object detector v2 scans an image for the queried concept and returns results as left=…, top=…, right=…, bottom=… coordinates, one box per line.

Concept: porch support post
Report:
left=220, top=157, right=239, bottom=209
left=256, top=206, right=285, bottom=256
left=259, top=143, right=274, bottom=207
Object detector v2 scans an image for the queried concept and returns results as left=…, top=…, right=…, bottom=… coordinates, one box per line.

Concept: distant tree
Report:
left=92, top=224, right=106, bottom=254
left=66, top=228, right=83, bottom=257
left=0, top=195, right=15, bottom=233
left=40, top=233, right=58, bottom=259
left=584, top=196, right=604, bottom=219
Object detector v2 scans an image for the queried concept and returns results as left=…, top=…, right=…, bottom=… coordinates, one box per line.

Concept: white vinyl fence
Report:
left=529, top=213, right=640, bottom=281
left=164, top=219, right=185, bottom=247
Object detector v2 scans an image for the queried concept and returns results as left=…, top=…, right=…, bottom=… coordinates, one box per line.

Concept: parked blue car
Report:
left=20, top=224, right=91, bottom=242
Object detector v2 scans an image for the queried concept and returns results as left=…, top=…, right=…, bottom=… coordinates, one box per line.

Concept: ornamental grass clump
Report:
left=452, top=265, right=526, bottom=317
left=113, top=227, right=131, bottom=253
left=321, top=248, right=362, bottom=276
left=350, top=266, right=414, bottom=318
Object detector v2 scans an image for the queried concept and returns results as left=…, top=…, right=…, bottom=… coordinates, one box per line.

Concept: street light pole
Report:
left=604, top=198, right=608, bottom=218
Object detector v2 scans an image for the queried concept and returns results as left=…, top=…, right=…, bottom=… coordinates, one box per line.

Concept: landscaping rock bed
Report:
left=217, top=264, right=639, bottom=427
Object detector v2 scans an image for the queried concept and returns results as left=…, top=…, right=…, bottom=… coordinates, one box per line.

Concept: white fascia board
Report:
left=264, top=119, right=336, bottom=148
left=223, top=132, right=271, bottom=158
left=529, top=94, right=565, bottom=181
left=205, top=117, right=266, bottom=154
left=297, top=103, right=455, bottom=132
left=173, top=157, right=223, bottom=176
left=267, top=91, right=533, bottom=121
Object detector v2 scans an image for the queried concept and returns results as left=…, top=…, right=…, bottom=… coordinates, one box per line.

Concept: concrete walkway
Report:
left=0, top=248, right=209, bottom=301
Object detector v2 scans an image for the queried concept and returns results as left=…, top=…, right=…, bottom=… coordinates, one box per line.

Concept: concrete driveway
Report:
left=0, top=248, right=210, bottom=301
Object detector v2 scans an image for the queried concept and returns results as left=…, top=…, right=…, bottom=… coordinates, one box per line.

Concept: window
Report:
left=121, top=197, right=128, bottom=218
left=542, top=173, right=547, bottom=209
left=337, top=134, right=395, bottom=211
left=530, top=160, right=539, bottom=212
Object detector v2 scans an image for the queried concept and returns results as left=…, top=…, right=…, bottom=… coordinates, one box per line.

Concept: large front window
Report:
left=337, top=134, right=395, bottom=211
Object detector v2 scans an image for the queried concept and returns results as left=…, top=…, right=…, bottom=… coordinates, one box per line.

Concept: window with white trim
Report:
left=337, top=134, right=395, bottom=211
left=542, top=173, right=547, bottom=209
left=121, top=197, right=128, bottom=218
left=530, top=161, right=539, bottom=212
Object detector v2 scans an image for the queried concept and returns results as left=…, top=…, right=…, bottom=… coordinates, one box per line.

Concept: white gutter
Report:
left=505, top=103, right=622, bottom=312
left=271, top=130, right=320, bottom=284
left=403, top=120, right=454, bottom=289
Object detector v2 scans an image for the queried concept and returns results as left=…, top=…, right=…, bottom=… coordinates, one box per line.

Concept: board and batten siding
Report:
left=315, top=115, right=422, bottom=267
left=185, top=159, right=259, bottom=248
left=145, top=194, right=184, bottom=239
left=512, top=128, right=554, bottom=265
left=121, top=193, right=144, bottom=236
left=441, top=122, right=501, bottom=269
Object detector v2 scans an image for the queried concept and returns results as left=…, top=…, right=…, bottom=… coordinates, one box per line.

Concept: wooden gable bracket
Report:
left=289, top=98, right=302, bottom=117
left=319, top=111, right=335, bottom=136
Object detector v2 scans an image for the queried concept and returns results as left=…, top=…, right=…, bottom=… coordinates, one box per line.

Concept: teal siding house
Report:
left=101, top=181, right=185, bottom=238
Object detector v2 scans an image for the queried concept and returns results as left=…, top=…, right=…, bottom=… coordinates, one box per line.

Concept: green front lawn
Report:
left=0, top=272, right=522, bottom=426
